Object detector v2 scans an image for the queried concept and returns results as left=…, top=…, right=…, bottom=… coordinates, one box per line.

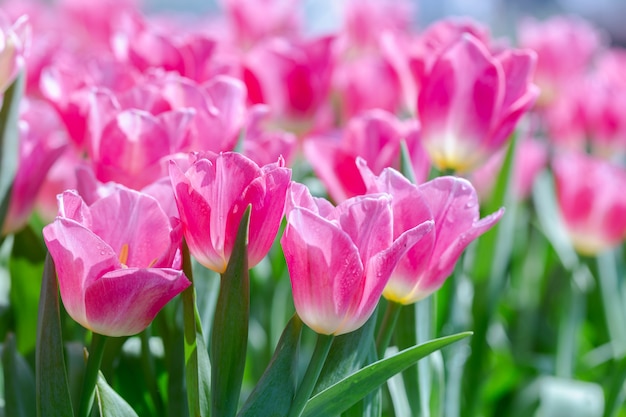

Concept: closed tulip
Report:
left=281, top=182, right=433, bottom=335
left=169, top=151, right=291, bottom=273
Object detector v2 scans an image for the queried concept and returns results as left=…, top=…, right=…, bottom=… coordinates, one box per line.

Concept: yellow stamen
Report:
left=119, top=243, right=129, bottom=266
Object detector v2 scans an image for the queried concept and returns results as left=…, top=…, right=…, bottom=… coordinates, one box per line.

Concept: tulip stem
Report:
left=78, top=332, right=108, bottom=417
left=288, top=330, right=334, bottom=417
left=181, top=241, right=202, bottom=417
left=376, top=300, right=403, bottom=358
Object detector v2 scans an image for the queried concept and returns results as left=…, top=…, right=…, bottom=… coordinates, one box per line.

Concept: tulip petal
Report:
left=89, top=188, right=173, bottom=268
left=282, top=208, right=364, bottom=335
left=84, top=268, right=189, bottom=336
left=43, top=218, right=119, bottom=329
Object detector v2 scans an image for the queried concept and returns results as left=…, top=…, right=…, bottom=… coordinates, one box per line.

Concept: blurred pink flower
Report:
left=169, top=152, right=291, bottom=273
left=42, top=187, right=190, bottom=336
left=2, top=98, right=68, bottom=235
left=243, top=35, right=334, bottom=134
left=241, top=104, right=297, bottom=167
left=358, top=160, right=503, bottom=303
left=220, top=0, right=301, bottom=47
left=553, top=151, right=626, bottom=256
left=470, top=136, right=548, bottom=201
left=281, top=182, right=433, bottom=334
left=0, top=12, right=29, bottom=94
left=304, top=109, right=429, bottom=203
left=418, top=34, right=538, bottom=172
left=518, top=15, right=604, bottom=107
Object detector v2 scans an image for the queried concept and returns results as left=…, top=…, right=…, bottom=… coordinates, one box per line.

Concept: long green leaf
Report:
left=2, top=333, right=36, bottom=417
left=238, top=314, right=303, bottom=417
left=95, top=372, right=139, bottom=417
left=36, top=254, right=74, bottom=417
left=301, top=332, right=472, bottom=417
left=0, top=73, right=24, bottom=232
left=211, top=206, right=251, bottom=417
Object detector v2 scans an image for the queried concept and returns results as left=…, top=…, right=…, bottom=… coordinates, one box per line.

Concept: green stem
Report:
left=78, top=333, right=108, bottom=417
left=555, top=275, right=584, bottom=378
left=181, top=242, right=201, bottom=417
left=604, top=356, right=626, bottom=417
left=288, top=331, right=335, bottom=417
left=376, top=300, right=403, bottom=358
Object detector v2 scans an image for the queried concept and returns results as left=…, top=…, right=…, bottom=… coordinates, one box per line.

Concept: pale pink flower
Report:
left=0, top=12, right=29, bottom=94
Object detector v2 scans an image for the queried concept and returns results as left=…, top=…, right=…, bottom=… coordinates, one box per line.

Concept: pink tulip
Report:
left=553, top=151, right=626, bottom=256
left=91, top=108, right=194, bottom=190
left=304, top=109, right=430, bottom=203
left=42, top=188, right=190, bottom=336
left=359, top=159, right=504, bottom=303
left=418, top=34, right=539, bottom=172
left=243, top=35, right=334, bottom=133
left=518, top=15, right=604, bottom=106
left=470, top=136, right=548, bottom=201
left=219, top=0, right=301, bottom=47
left=0, top=12, right=29, bottom=94
left=169, top=152, right=291, bottom=273
left=241, top=104, right=297, bottom=167
left=281, top=182, right=433, bottom=335
left=2, top=98, right=68, bottom=235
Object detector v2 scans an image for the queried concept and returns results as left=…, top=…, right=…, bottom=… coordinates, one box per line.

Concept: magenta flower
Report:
left=42, top=188, right=190, bottom=337
left=359, top=159, right=504, bottom=303
left=553, top=151, right=626, bottom=256
left=418, top=34, right=539, bottom=172
left=281, top=182, right=433, bottom=335
left=169, top=152, right=291, bottom=273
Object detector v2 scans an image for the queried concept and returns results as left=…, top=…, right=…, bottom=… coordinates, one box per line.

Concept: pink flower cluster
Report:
left=0, top=0, right=574, bottom=336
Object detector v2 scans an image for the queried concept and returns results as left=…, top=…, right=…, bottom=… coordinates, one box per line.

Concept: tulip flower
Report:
left=553, top=151, right=626, bottom=256
left=418, top=34, right=539, bottom=172
left=281, top=182, right=433, bottom=335
left=169, top=152, right=291, bottom=273
left=2, top=98, right=68, bottom=235
left=304, top=109, right=429, bottom=203
left=0, top=12, right=29, bottom=94
left=42, top=188, right=190, bottom=337
left=358, top=159, right=504, bottom=303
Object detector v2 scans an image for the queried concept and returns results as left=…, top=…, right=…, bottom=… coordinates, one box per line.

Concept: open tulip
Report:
left=281, top=182, right=433, bottom=335
left=42, top=187, right=190, bottom=337
left=418, top=34, right=538, bottom=172
left=169, top=151, right=291, bottom=273
left=359, top=159, right=504, bottom=303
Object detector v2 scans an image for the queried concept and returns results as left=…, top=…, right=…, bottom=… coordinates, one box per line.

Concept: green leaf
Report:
left=301, top=332, right=472, bottom=417
left=211, top=205, right=251, bottom=417
left=0, top=73, right=24, bottom=233
left=9, top=226, right=45, bottom=354
left=95, top=372, right=139, bottom=417
left=2, top=333, right=36, bottom=417
left=315, top=311, right=377, bottom=394
left=238, top=314, right=303, bottom=417
left=36, top=254, right=74, bottom=417
left=181, top=244, right=210, bottom=417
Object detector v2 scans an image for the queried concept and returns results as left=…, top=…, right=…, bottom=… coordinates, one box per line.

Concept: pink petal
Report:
left=84, top=267, right=189, bottom=336
left=43, top=218, right=119, bottom=329
left=281, top=208, right=363, bottom=335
